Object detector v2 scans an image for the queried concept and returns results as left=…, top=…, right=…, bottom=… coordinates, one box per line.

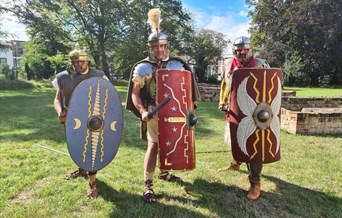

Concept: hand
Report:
left=218, top=104, right=228, bottom=112
left=141, top=111, right=150, bottom=122
left=58, top=109, right=67, bottom=124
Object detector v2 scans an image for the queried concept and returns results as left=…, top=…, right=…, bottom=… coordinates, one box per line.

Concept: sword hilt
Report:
left=147, top=96, right=170, bottom=119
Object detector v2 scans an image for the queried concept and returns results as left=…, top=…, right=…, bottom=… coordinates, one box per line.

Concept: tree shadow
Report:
left=261, top=174, right=342, bottom=217
left=161, top=176, right=342, bottom=217
left=96, top=180, right=206, bottom=218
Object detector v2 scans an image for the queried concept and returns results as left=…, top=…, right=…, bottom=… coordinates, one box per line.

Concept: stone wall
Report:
left=197, top=83, right=342, bottom=135
left=281, top=96, right=342, bottom=111
left=281, top=96, right=342, bottom=135
left=281, top=107, right=342, bottom=135
left=198, top=83, right=220, bottom=101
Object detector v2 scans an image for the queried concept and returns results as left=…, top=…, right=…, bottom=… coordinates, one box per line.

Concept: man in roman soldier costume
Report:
left=218, top=36, right=271, bottom=200
left=52, top=49, right=109, bottom=200
left=125, top=8, right=199, bottom=203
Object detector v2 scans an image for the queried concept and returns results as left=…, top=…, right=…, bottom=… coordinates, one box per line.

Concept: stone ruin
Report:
left=281, top=93, right=342, bottom=135
left=198, top=83, right=342, bottom=135
left=198, top=83, right=220, bottom=102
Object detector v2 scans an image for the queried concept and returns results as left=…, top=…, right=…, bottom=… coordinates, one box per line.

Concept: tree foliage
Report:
left=246, top=0, right=342, bottom=86
left=3, top=0, right=195, bottom=79
left=191, top=29, right=228, bottom=83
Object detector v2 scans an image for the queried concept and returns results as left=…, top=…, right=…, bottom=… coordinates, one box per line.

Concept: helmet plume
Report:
left=148, top=8, right=161, bottom=34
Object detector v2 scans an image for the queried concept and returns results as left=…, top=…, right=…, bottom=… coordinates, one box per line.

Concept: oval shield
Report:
left=65, top=77, right=123, bottom=172
left=229, top=68, right=282, bottom=164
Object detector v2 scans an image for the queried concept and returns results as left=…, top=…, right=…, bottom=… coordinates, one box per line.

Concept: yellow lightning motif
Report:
left=268, top=73, right=277, bottom=104
left=100, top=88, right=109, bottom=162
left=250, top=129, right=260, bottom=159
left=82, top=86, right=92, bottom=162
left=250, top=72, right=260, bottom=103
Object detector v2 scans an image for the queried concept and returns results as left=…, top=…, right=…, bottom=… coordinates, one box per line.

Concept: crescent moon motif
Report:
left=110, top=121, right=117, bottom=131
left=73, top=118, right=81, bottom=129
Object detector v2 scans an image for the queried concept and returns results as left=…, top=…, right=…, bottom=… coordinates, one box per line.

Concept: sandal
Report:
left=218, top=160, right=242, bottom=172
left=158, top=171, right=183, bottom=183
left=87, top=181, right=99, bottom=200
left=143, top=180, right=156, bottom=203
left=65, top=168, right=87, bottom=180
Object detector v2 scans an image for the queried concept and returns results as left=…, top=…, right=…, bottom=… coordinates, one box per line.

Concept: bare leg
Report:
left=87, top=172, right=99, bottom=200
left=144, top=141, right=158, bottom=175
left=143, top=141, right=158, bottom=203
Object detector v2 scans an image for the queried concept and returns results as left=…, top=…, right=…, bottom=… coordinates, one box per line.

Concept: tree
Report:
left=114, top=0, right=195, bottom=79
left=4, top=0, right=195, bottom=80
left=190, top=29, right=228, bottom=83
left=246, top=0, right=342, bottom=86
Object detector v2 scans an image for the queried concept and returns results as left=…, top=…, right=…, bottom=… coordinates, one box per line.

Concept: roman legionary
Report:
left=218, top=36, right=272, bottom=200
left=52, top=49, right=108, bottom=200
left=125, top=8, right=199, bottom=203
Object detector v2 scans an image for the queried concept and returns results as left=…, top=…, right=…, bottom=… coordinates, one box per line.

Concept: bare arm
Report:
left=54, top=89, right=67, bottom=123
left=131, top=83, right=150, bottom=122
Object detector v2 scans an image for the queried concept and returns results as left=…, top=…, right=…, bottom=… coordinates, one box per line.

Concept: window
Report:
left=0, top=58, right=7, bottom=64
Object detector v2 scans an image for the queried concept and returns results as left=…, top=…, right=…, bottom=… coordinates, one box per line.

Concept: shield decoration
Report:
left=156, top=69, right=196, bottom=171
left=229, top=68, right=282, bottom=163
left=65, top=77, right=123, bottom=172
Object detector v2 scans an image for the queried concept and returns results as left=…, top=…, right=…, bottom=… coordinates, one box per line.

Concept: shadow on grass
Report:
left=96, top=180, right=206, bottom=217
left=262, top=174, right=342, bottom=217
left=160, top=176, right=342, bottom=217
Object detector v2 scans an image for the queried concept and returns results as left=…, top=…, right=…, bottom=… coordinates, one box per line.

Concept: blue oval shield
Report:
left=65, top=77, right=123, bottom=172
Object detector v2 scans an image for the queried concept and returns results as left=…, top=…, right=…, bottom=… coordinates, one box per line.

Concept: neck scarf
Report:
left=228, top=55, right=255, bottom=75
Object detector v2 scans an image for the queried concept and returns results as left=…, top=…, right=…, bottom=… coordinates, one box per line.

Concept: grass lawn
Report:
left=0, top=82, right=341, bottom=217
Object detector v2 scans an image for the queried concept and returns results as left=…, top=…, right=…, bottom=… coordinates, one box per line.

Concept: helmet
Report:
left=147, top=31, right=168, bottom=46
left=69, top=49, right=90, bottom=74
left=232, top=36, right=253, bottom=63
left=147, top=31, right=170, bottom=62
left=69, top=49, right=90, bottom=62
left=146, top=8, right=169, bottom=62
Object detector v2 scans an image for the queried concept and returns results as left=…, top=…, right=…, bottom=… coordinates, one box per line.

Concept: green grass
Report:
left=284, top=86, right=342, bottom=97
left=0, top=83, right=341, bottom=217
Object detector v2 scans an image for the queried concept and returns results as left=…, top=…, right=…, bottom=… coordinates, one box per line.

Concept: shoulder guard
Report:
left=55, top=70, right=70, bottom=79
left=255, top=58, right=270, bottom=68
left=133, top=62, right=153, bottom=77
left=165, top=60, right=184, bottom=70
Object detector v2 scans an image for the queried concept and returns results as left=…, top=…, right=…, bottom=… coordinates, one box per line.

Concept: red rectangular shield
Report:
left=156, top=69, right=196, bottom=171
left=229, top=68, right=282, bottom=163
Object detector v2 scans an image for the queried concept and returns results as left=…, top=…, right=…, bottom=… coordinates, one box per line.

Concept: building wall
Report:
left=0, top=40, right=25, bottom=69
left=0, top=48, right=14, bottom=68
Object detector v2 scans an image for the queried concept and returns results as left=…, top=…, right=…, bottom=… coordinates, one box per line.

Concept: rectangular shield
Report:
left=229, top=68, right=282, bottom=163
left=156, top=69, right=196, bottom=171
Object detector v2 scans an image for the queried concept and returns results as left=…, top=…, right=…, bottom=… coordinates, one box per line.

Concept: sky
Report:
left=2, top=0, right=251, bottom=44
left=182, top=0, right=251, bottom=42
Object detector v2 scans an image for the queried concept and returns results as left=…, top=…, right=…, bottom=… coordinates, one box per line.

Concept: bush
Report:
left=205, top=74, right=220, bottom=84
left=0, top=79, right=35, bottom=90
left=282, top=53, right=309, bottom=86
left=0, top=63, right=11, bottom=79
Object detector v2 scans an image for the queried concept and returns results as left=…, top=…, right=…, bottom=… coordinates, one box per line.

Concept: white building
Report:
left=0, top=40, right=25, bottom=70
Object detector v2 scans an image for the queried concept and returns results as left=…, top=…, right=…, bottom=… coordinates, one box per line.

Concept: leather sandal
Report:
left=158, top=171, right=182, bottom=183
left=143, top=180, right=156, bottom=203
left=65, top=168, right=87, bottom=180
left=87, top=181, right=99, bottom=200
left=218, top=161, right=241, bottom=171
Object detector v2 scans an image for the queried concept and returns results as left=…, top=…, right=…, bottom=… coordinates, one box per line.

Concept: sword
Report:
left=147, top=96, right=170, bottom=119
